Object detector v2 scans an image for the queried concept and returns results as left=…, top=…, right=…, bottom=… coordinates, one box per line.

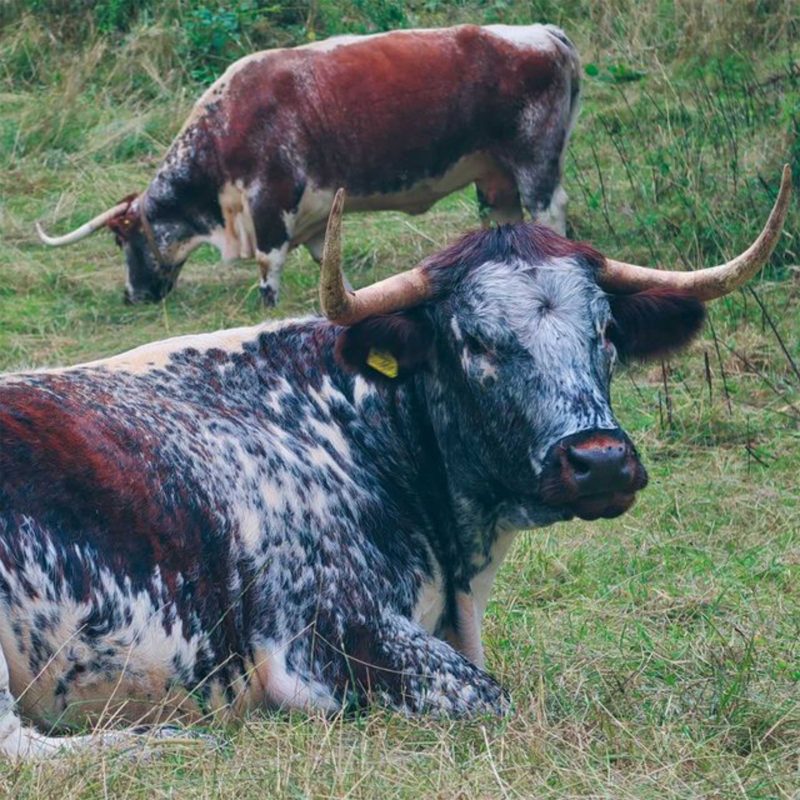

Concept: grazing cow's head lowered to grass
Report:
left=0, top=168, right=789, bottom=759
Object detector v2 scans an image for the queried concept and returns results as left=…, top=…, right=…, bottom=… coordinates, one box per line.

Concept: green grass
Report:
left=1, top=1, right=799, bottom=797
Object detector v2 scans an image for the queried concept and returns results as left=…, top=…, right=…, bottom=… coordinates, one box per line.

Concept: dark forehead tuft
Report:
left=422, top=223, right=605, bottom=293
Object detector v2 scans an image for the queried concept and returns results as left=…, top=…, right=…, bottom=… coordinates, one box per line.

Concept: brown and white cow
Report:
left=36, top=24, right=580, bottom=306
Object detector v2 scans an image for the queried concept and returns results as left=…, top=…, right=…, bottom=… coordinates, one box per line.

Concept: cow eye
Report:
left=464, top=332, right=490, bottom=356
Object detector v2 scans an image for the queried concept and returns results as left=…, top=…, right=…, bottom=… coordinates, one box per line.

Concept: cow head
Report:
left=36, top=192, right=197, bottom=304
left=324, top=168, right=790, bottom=523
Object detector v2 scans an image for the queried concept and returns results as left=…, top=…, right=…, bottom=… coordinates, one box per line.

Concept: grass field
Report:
left=1, top=1, right=799, bottom=797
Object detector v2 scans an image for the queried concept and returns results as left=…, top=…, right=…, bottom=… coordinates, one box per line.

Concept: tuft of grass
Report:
left=0, top=1, right=799, bottom=797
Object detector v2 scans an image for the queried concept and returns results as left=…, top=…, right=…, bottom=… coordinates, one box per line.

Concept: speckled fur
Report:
left=0, top=223, right=704, bottom=758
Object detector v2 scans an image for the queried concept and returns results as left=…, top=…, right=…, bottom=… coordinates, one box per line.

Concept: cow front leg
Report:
left=256, top=243, right=289, bottom=308
left=340, top=614, right=509, bottom=717
left=249, top=174, right=303, bottom=308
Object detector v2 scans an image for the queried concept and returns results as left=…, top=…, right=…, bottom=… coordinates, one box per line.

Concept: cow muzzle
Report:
left=539, top=429, right=648, bottom=521
left=123, top=279, right=174, bottom=305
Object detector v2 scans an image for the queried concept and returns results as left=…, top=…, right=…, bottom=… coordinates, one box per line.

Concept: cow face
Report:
left=338, top=225, right=705, bottom=523
left=120, top=228, right=185, bottom=304
left=110, top=193, right=209, bottom=305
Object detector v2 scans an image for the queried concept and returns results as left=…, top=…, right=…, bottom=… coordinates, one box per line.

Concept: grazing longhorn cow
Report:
left=2, top=169, right=790, bottom=759
left=36, top=24, right=580, bottom=306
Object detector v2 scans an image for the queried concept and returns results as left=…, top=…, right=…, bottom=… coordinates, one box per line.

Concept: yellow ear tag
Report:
left=367, top=348, right=399, bottom=378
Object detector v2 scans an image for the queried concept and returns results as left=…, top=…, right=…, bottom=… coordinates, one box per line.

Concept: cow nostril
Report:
left=567, top=447, right=592, bottom=475
left=565, top=442, right=630, bottom=494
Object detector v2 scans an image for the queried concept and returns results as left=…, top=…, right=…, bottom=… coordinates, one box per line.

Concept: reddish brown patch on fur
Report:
left=421, top=222, right=605, bottom=293
left=0, top=378, right=251, bottom=661
left=0, top=384, right=221, bottom=585
left=1, top=386, right=161, bottom=576
left=608, top=289, right=706, bottom=362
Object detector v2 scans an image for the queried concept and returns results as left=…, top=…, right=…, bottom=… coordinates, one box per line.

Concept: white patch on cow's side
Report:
left=291, top=154, right=504, bottom=251
left=348, top=152, right=498, bottom=217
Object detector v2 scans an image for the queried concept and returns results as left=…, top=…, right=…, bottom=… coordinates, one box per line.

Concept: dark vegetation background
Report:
left=0, top=2, right=798, bottom=797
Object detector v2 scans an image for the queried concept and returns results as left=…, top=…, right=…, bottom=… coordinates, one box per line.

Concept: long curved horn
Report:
left=35, top=200, right=133, bottom=246
left=598, top=165, right=792, bottom=299
left=319, top=188, right=432, bottom=325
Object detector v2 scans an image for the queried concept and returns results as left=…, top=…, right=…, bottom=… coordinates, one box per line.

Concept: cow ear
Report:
left=608, top=290, right=706, bottom=362
left=336, top=309, right=434, bottom=381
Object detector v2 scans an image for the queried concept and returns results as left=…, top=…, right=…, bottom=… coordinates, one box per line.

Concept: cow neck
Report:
left=417, top=369, right=531, bottom=583
left=138, top=190, right=170, bottom=269
left=388, top=371, right=507, bottom=589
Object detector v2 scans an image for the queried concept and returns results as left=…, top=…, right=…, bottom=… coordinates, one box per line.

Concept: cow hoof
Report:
left=260, top=286, right=278, bottom=308
left=118, top=725, right=225, bottom=761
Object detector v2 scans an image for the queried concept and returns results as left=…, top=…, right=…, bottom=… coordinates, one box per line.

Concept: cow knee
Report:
left=408, top=670, right=510, bottom=717
left=343, top=616, right=510, bottom=717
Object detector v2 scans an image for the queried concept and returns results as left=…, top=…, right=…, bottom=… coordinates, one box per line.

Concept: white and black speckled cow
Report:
left=0, top=170, right=790, bottom=759
left=36, top=24, right=579, bottom=306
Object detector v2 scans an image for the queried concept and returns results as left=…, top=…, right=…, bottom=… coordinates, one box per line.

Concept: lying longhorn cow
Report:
left=2, top=168, right=790, bottom=759
left=36, top=24, right=580, bottom=306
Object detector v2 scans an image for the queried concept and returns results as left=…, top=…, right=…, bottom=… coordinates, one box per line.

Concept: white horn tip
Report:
left=35, top=221, right=50, bottom=244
